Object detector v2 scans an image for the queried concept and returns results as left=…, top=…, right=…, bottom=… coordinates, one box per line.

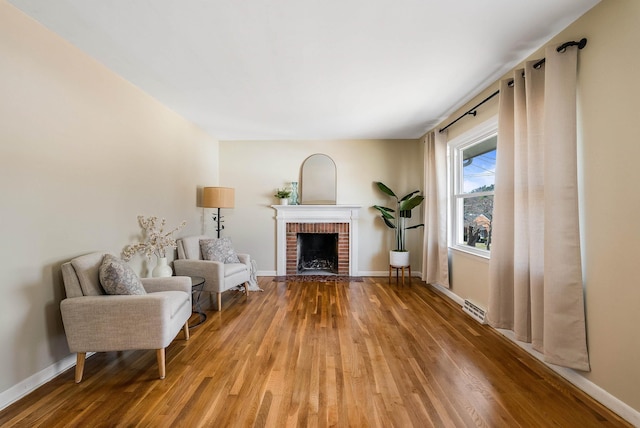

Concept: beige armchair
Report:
left=173, top=235, right=250, bottom=311
left=60, top=252, right=191, bottom=383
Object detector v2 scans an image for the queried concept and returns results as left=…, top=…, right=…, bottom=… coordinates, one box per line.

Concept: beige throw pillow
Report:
left=99, top=254, right=146, bottom=295
left=200, top=237, right=241, bottom=264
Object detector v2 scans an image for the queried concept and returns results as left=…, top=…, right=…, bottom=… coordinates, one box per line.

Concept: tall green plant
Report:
left=372, top=182, right=424, bottom=251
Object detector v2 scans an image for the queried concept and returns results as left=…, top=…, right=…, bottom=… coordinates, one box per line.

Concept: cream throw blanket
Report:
left=246, top=259, right=262, bottom=291
left=231, top=259, right=262, bottom=292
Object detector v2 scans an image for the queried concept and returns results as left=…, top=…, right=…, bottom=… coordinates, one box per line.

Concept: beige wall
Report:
left=219, top=139, right=424, bottom=275
left=436, top=0, right=640, bottom=415
left=448, top=251, right=490, bottom=306
left=0, top=2, right=219, bottom=396
left=2, top=0, right=638, bottom=420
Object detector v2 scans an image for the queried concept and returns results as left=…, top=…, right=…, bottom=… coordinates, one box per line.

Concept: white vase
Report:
left=152, top=257, right=173, bottom=277
left=390, top=250, right=410, bottom=267
left=280, top=198, right=289, bottom=205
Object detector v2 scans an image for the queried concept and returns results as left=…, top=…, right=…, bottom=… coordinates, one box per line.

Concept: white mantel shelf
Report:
left=272, top=205, right=361, bottom=276
left=272, top=204, right=361, bottom=220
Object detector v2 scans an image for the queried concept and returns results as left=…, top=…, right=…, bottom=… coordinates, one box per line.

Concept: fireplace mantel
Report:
left=272, top=205, right=360, bottom=276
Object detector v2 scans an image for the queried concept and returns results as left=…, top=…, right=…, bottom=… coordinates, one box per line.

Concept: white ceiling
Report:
left=9, top=0, right=599, bottom=140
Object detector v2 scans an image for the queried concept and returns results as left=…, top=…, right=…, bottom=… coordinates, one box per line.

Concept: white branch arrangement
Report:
left=122, top=215, right=186, bottom=260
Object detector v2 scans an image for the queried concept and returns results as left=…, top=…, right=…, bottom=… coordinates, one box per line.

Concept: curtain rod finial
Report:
left=557, top=38, right=587, bottom=53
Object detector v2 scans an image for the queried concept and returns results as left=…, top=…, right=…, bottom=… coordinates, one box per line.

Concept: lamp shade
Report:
left=202, top=187, right=235, bottom=208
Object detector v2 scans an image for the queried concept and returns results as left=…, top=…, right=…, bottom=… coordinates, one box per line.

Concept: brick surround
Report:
left=272, top=205, right=360, bottom=276
left=286, top=222, right=349, bottom=275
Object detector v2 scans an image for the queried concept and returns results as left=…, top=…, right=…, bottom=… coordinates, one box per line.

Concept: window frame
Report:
left=447, top=116, right=498, bottom=258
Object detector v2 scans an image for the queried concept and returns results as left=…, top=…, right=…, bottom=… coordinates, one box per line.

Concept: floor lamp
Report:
left=202, top=187, right=235, bottom=238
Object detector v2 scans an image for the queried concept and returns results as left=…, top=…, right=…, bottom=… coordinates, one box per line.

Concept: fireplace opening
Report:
left=297, top=233, right=338, bottom=275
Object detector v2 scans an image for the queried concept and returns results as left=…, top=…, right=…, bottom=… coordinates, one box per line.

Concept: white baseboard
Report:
left=429, top=284, right=639, bottom=426
left=0, top=352, right=92, bottom=411
left=257, top=270, right=276, bottom=276
left=259, top=271, right=424, bottom=278
left=430, top=282, right=464, bottom=305
left=495, top=329, right=640, bottom=427
left=357, top=270, right=423, bottom=277
left=357, top=271, right=387, bottom=277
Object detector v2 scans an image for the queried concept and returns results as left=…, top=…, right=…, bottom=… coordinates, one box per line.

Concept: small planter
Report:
left=274, top=188, right=292, bottom=205
left=390, top=250, right=410, bottom=267
left=372, top=182, right=425, bottom=267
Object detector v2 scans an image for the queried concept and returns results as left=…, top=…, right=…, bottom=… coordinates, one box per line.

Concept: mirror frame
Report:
left=300, top=153, right=337, bottom=205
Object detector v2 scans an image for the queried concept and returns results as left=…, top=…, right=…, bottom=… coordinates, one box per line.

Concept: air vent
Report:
left=462, top=299, right=487, bottom=324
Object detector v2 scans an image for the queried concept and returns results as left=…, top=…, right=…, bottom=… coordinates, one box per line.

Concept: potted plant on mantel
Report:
left=372, top=182, right=424, bottom=267
left=274, top=188, right=292, bottom=205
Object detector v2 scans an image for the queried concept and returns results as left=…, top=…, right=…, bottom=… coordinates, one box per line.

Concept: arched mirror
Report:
left=301, top=154, right=336, bottom=204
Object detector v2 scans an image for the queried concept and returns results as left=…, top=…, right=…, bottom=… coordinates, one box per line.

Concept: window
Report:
left=448, top=117, right=497, bottom=256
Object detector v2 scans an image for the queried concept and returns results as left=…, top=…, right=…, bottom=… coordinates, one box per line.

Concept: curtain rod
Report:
left=438, top=38, right=587, bottom=134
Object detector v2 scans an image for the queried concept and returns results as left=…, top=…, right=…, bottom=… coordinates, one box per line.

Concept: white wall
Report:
left=0, top=1, right=219, bottom=398
left=219, top=139, right=424, bottom=275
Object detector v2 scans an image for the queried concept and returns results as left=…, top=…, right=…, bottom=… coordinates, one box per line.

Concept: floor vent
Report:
left=462, top=299, right=487, bottom=324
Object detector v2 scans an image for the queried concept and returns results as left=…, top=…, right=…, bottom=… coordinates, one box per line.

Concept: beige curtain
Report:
left=487, top=45, right=590, bottom=371
left=422, top=130, right=449, bottom=288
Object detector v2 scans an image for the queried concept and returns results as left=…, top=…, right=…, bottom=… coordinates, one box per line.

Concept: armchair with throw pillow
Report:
left=173, top=235, right=250, bottom=311
left=60, top=252, right=192, bottom=383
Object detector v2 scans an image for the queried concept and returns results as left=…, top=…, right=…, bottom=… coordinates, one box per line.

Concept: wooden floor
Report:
left=0, top=277, right=631, bottom=427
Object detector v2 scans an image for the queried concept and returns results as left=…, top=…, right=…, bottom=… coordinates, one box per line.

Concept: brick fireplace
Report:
left=287, top=222, right=349, bottom=275
left=272, top=205, right=360, bottom=276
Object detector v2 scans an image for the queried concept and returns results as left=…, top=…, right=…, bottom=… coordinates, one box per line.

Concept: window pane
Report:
left=449, top=118, right=497, bottom=255
left=462, top=195, right=493, bottom=250
left=463, top=135, right=496, bottom=193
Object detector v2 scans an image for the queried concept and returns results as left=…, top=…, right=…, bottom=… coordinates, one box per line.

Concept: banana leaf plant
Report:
left=372, top=182, right=425, bottom=252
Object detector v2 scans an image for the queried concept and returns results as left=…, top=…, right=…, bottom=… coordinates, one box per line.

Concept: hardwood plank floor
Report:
left=0, top=277, right=631, bottom=427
